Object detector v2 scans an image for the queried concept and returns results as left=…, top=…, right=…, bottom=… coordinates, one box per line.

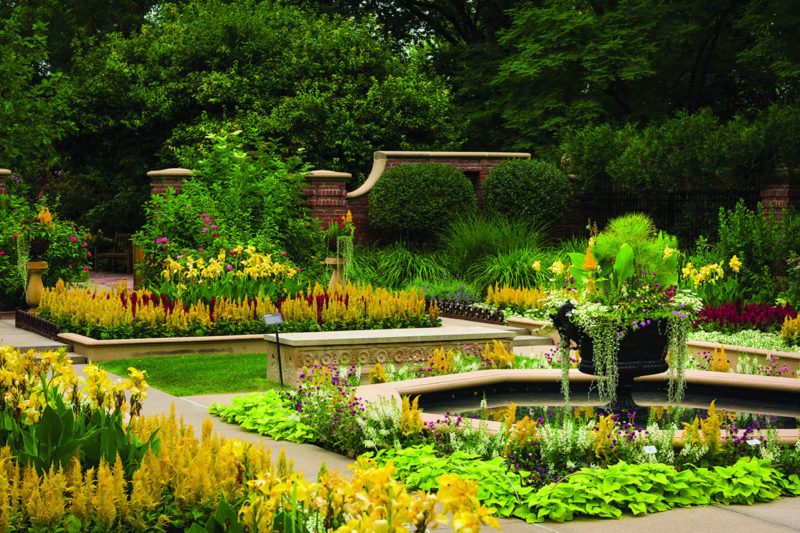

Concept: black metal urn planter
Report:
left=553, top=300, right=671, bottom=414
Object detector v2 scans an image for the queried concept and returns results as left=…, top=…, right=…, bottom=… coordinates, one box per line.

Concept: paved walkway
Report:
left=0, top=288, right=798, bottom=531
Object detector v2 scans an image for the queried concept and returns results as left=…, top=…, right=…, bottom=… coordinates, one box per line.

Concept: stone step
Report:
left=30, top=351, right=86, bottom=364
left=500, top=326, right=530, bottom=336
left=512, top=335, right=554, bottom=347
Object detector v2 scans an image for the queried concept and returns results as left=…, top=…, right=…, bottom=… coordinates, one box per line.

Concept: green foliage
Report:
left=404, top=276, right=480, bottom=303
left=525, top=458, right=800, bottom=523
left=369, top=163, right=477, bottom=243
left=133, top=130, right=321, bottom=284
left=494, top=1, right=800, bottom=148
left=370, top=445, right=534, bottom=518
left=589, top=213, right=679, bottom=289
left=482, top=159, right=572, bottom=227
left=0, top=195, right=91, bottom=309
left=468, top=247, right=545, bottom=295
left=59, top=0, right=459, bottom=234
left=707, top=201, right=800, bottom=304
left=209, top=391, right=314, bottom=443
left=0, top=17, right=73, bottom=173
left=438, top=215, right=550, bottom=280
left=0, top=377, right=158, bottom=478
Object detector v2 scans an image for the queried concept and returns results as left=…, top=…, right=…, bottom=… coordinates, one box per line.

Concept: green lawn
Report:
left=97, top=353, right=283, bottom=396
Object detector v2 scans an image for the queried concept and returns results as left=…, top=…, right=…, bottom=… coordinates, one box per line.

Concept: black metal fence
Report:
left=15, top=309, right=61, bottom=340
left=567, top=188, right=761, bottom=246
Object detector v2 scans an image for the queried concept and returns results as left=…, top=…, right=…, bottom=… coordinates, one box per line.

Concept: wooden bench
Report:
left=94, top=233, right=133, bottom=273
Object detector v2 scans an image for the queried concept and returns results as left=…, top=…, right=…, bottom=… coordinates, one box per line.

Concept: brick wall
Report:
left=340, top=151, right=531, bottom=240
left=148, top=168, right=192, bottom=196
left=760, top=183, right=796, bottom=223
left=302, top=170, right=351, bottom=229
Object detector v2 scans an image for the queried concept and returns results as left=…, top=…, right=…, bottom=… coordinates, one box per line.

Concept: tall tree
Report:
left=55, top=0, right=460, bottom=233
left=494, top=0, right=800, bottom=149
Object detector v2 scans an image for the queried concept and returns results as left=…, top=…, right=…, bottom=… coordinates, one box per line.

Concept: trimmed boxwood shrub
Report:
left=369, top=163, right=477, bottom=242
left=483, top=159, right=572, bottom=226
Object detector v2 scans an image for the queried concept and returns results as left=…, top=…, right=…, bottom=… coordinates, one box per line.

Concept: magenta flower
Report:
left=296, top=268, right=301, bottom=273
left=87, top=252, right=92, bottom=257
left=281, top=252, right=286, bottom=257
left=226, top=265, right=233, bottom=271
left=211, top=225, right=217, bottom=229
left=0, top=251, right=5, bottom=256
left=12, top=233, right=17, bottom=238
left=83, top=266, right=89, bottom=271
left=198, top=248, right=204, bottom=253
left=70, top=236, right=77, bottom=242
left=82, top=242, right=88, bottom=248
left=203, top=228, right=209, bottom=233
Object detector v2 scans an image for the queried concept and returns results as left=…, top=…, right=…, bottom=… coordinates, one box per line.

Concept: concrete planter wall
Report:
left=60, top=326, right=516, bottom=387
left=262, top=326, right=516, bottom=387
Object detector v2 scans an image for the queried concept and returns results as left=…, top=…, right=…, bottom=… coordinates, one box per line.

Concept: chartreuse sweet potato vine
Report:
left=370, top=445, right=800, bottom=524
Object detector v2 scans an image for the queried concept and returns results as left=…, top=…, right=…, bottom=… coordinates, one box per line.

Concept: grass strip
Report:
left=97, top=352, right=281, bottom=396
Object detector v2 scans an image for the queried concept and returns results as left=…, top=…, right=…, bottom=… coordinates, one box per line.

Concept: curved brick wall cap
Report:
left=306, top=169, right=352, bottom=179
left=0, top=169, right=10, bottom=176
left=347, top=150, right=531, bottom=198
left=147, top=168, right=193, bottom=177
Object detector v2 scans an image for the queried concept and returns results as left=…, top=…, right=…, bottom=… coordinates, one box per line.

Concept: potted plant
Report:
left=323, top=211, right=355, bottom=289
left=323, top=210, right=355, bottom=257
left=550, top=214, right=702, bottom=410
left=21, top=207, right=55, bottom=260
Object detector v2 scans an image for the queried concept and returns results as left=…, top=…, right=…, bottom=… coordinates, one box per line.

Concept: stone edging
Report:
left=356, top=369, right=800, bottom=444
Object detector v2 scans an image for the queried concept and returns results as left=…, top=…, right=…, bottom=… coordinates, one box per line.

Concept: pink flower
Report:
left=12, top=233, right=17, bottom=239
left=203, top=217, right=210, bottom=223
left=226, top=265, right=233, bottom=271
left=162, top=244, right=167, bottom=248
left=186, top=205, right=192, bottom=209
left=281, top=252, right=286, bottom=257
left=203, top=228, right=209, bottom=233
left=177, top=255, right=181, bottom=259
left=296, top=268, right=301, bottom=273
left=70, top=236, right=77, bottom=242
left=68, top=264, right=72, bottom=268
left=198, top=248, right=204, bottom=253
left=211, top=225, right=217, bottom=230
left=230, top=250, right=235, bottom=254
left=83, top=266, right=89, bottom=271
left=87, top=252, right=92, bottom=257
left=0, top=252, right=5, bottom=256
left=82, top=242, right=88, bottom=248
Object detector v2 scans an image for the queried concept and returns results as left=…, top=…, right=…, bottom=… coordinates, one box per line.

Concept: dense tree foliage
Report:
left=1, top=0, right=799, bottom=237
left=46, top=0, right=459, bottom=233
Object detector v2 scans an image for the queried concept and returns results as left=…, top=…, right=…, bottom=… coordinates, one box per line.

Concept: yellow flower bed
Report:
left=0, top=348, right=496, bottom=532
left=38, top=280, right=439, bottom=339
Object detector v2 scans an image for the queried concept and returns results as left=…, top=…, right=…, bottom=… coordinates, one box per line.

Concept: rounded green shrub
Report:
left=483, top=159, right=572, bottom=225
left=369, top=163, right=477, bottom=242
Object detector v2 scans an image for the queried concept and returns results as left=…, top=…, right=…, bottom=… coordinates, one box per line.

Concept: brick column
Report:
left=760, top=167, right=799, bottom=223
left=147, top=168, right=192, bottom=195
left=303, top=170, right=351, bottom=228
left=0, top=169, right=9, bottom=195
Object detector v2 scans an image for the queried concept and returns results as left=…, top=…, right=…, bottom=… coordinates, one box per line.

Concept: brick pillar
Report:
left=147, top=168, right=192, bottom=195
left=303, top=170, right=350, bottom=228
left=0, top=169, right=9, bottom=195
left=760, top=167, right=799, bottom=223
